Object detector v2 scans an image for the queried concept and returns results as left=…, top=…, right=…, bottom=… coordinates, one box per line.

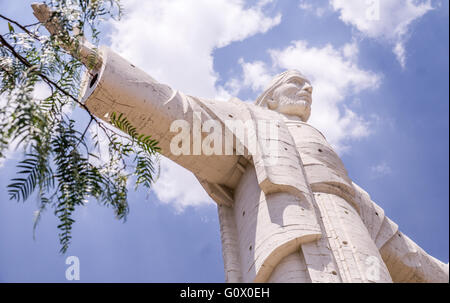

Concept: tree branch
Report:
left=0, top=13, right=40, bottom=40
left=0, top=33, right=114, bottom=147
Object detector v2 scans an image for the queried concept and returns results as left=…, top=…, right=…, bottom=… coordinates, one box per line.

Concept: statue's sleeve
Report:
left=353, top=182, right=449, bottom=283
left=78, top=46, right=240, bottom=184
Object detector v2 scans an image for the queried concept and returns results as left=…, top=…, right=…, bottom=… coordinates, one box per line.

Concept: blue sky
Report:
left=0, top=0, right=448, bottom=282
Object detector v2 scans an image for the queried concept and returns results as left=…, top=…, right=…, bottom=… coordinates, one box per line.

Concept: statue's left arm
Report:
left=353, top=183, right=449, bottom=283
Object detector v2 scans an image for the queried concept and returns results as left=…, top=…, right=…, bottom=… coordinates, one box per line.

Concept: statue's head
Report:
left=255, top=70, right=313, bottom=122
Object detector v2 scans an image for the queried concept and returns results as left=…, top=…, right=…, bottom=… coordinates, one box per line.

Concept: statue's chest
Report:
left=285, top=121, right=356, bottom=204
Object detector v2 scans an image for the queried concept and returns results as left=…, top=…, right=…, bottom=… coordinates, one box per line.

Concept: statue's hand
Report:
left=31, top=3, right=102, bottom=70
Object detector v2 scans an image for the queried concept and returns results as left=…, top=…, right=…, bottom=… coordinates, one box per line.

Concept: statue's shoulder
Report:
left=192, top=96, right=250, bottom=121
left=193, top=96, right=243, bottom=109
left=194, top=96, right=284, bottom=123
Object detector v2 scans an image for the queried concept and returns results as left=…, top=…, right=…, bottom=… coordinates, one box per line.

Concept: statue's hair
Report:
left=255, top=70, right=307, bottom=107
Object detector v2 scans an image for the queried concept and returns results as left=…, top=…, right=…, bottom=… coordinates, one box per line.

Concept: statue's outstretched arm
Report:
left=379, top=227, right=449, bottom=283
left=32, top=4, right=241, bottom=185
left=353, top=182, right=449, bottom=283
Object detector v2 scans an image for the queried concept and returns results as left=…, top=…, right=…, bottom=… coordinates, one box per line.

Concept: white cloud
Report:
left=370, top=161, right=392, bottom=178
left=33, top=81, right=52, bottom=100
left=298, top=0, right=328, bottom=17
left=108, top=0, right=281, bottom=210
left=109, top=0, right=280, bottom=99
left=153, top=158, right=213, bottom=212
left=239, top=58, right=272, bottom=91
left=330, top=0, right=433, bottom=68
left=234, top=40, right=381, bottom=153
left=342, top=41, right=359, bottom=59
left=393, top=42, right=407, bottom=68
left=298, top=0, right=313, bottom=11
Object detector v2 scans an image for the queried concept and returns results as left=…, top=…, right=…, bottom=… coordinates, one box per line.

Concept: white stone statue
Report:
left=33, top=3, right=449, bottom=283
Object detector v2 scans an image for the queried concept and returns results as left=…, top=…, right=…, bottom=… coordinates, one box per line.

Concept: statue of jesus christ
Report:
left=33, top=3, right=449, bottom=283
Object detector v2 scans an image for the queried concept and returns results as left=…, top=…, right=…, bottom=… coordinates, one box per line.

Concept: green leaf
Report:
left=7, top=22, right=14, bottom=33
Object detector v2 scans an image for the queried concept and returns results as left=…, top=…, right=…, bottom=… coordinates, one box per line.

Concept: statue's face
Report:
left=268, top=76, right=313, bottom=121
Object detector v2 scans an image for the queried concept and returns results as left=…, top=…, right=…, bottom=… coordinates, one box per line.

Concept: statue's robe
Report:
left=80, top=46, right=449, bottom=283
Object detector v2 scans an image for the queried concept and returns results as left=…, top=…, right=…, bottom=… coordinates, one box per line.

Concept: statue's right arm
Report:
left=80, top=46, right=241, bottom=185
left=31, top=4, right=241, bottom=185
left=80, top=46, right=192, bottom=153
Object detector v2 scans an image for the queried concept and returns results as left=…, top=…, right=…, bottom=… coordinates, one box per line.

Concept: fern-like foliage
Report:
left=0, top=1, right=161, bottom=253
left=110, top=112, right=161, bottom=190
left=8, top=152, right=53, bottom=202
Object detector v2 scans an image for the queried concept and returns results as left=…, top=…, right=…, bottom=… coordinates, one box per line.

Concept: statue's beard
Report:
left=275, top=95, right=311, bottom=120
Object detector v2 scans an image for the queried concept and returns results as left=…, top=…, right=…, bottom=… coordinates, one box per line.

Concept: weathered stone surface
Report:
left=80, top=47, right=448, bottom=283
